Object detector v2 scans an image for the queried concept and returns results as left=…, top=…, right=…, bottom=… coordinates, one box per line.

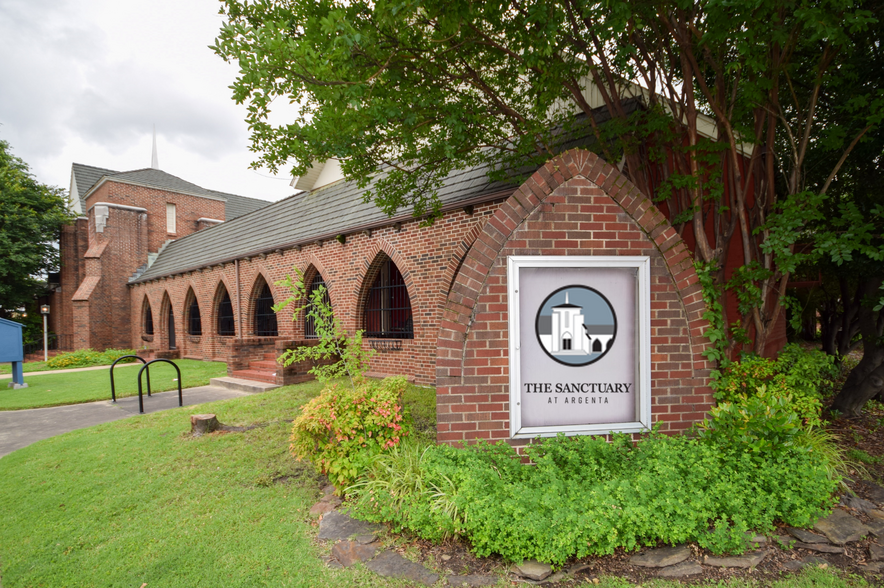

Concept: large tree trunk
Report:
left=831, top=277, right=884, bottom=416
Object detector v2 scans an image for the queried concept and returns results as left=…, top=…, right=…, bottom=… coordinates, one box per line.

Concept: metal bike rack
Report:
left=110, top=355, right=151, bottom=402
left=137, top=359, right=182, bottom=414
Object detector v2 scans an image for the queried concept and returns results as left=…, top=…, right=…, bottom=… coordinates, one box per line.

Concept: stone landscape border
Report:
left=310, top=485, right=884, bottom=585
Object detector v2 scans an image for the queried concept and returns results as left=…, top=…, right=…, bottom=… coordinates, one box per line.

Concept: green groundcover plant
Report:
left=347, top=431, right=839, bottom=565
left=46, top=348, right=139, bottom=369
left=346, top=344, right=848, bottom=566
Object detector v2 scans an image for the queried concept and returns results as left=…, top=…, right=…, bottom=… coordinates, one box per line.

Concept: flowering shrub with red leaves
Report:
left=290, top=375, right=410, bottom=488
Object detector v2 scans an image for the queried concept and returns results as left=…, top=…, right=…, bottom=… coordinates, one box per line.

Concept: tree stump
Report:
left=190, top=413, right=220, bottom=436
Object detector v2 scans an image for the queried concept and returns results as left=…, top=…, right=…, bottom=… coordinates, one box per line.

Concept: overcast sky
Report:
left=0, top=0, right=296, bottom=202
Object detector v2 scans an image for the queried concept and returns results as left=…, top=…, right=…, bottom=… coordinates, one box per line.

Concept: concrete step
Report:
left=230, top=369, right=277, bottom=384
left=209, top=376, right=279, bottom=393
left=249, top=360, right=279, bottom=370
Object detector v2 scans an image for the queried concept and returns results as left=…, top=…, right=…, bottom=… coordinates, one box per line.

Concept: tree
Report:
left=213, top=0, right=880, bottom=356
left=0, top=140, right=72, bottom=316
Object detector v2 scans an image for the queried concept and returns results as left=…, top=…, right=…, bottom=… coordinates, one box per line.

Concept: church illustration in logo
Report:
left=535, top=285, right=617, bottom=366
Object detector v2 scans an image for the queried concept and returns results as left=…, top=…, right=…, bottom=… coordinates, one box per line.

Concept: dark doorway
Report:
left=168, top=309, right=176, bottom=349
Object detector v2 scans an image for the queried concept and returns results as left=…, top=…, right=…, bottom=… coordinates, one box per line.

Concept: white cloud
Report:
left=0, top=0, right=295, bottom=201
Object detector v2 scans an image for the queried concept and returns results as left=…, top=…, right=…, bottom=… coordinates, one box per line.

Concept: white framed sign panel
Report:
left=507, top=256, right=652, bottom=438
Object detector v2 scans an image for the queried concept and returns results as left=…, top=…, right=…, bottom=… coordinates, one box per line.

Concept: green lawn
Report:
left=0, top=360, right=228, bottom=410
left=0, top=381, right=872, bottom=588
left=1, top=359, right=51, bottom=374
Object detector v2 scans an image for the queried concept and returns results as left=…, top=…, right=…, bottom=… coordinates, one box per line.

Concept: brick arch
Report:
left=301, top=254, right=330, bottom=289
left=140, top=294, right=155, bottom=337
left=300, top=255, right=340, bottom=311
left=243, top=271, right=272, bottom=336
left=211, top=278, right=237, bottom=336
left=159, top=290, right=175, bottom=351
left=297, top=261, right=335, bottom=340
left=435, top=148, right=714, bottom=444
left=433, top=219, right=488, bottom=315
left=352, top=239, right=417, bottom=337
left=182, top=285, right=202, bottom=336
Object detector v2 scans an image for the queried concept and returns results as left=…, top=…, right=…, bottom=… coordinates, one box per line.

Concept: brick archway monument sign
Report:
left=435, top=148, right=715, bottom=445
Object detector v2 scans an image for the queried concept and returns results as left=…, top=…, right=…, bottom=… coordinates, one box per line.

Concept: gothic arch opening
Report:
left=252, top=275, right=278, bottom=337
left=362, top=255, right=413, bottom=339
left=185, top=288, right=202, bottom=336
left=304, top=269, right=330, bottom=340
left=214, top=282, right=236, bottom=336
left=142, top=296, right=154, bottom=336
left=161, top=292, right=175, bottom=350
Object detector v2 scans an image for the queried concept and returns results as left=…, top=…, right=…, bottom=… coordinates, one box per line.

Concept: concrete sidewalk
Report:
left=0, top=385, right=251, bottom=459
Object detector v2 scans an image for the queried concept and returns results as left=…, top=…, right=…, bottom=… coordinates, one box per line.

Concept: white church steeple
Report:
left=151, top=125, right=159, bottom=169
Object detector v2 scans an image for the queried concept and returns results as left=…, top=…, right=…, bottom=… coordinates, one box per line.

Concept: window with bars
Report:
left=217, top=289, right=236, bottom=336
left=254, top=283, right=278, bottom=336
left=304, top=274, right=330, bottom=339
left=364, top=258, right=413, bottom=339
left=188, top=296, right=202, bottom=336
left=144, top=302, right=154, bottom=335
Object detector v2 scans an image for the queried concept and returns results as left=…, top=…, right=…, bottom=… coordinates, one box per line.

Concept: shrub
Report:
left=290, top=376, right=410, bottom=488
left=46, top=348, right=138, bottom=369
left=348, top=433, right=837, bottom=564
left=712, top=344, right=836, bottom=427
left=698, top=385, right=805, bottom=456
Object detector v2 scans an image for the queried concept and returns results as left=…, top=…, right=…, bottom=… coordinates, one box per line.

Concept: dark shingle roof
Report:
left=71, top=164, right=272, bottom=221
left=132, top=157, right=518, bottom=283
left=131, top=102, right=638, bottom=284
left=108, top=168, right=222, bottom=199
left=207, top=190, right=273, bottom=220
left=72, top=163, right=118, bottom=210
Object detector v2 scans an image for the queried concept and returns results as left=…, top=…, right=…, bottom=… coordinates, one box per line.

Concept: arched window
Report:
left=187, top=292, right=202, bottom=336
left=254, top=282, right=278, bottom=336
left=217, top=287, right=236, bottom=336
left=143, top=299, right=154, bottom=335
left=305, top=273, right=331, bottom=339
left=364, top=258, right=413, bottom=339
left=163, top=295, right=176, bottom=350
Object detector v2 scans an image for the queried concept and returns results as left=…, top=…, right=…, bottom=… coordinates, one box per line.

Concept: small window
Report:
left=144, top=302, right=154, bottom=335
left=305, top=274, right=331, bottom=339
left=188, top=297, right=202, bottom=336
left=166, top=203, right=176, bottom=234
left=218, top=289, right=235, bottom=336
left=254, top=283, right=278, bottom=336
left=364, top=258, right=413, bottom=339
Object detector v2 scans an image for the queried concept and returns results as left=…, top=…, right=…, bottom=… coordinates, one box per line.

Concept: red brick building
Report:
left=50, top=164, right=270, bottom=353
left=53, top=126, right=784, bottom=444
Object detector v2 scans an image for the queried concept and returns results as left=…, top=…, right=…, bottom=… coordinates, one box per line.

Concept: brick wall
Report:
left=68, top=204, right=150, bottom=350
left=435, top=149, right=715, bottom=445
left=55, top=179, right=229, bottom=351
left=128, top=202, right=498, bottom=385
left=85, top=181, right=225, bottom=252
left=50, top=217, right=88, bottom=349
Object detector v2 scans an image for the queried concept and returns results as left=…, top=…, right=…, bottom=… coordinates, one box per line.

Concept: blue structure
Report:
left=0, top=318, right=28, bottom=389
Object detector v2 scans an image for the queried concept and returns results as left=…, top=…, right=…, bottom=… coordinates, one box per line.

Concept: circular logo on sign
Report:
left=535, top=285, right=617, bottom=366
